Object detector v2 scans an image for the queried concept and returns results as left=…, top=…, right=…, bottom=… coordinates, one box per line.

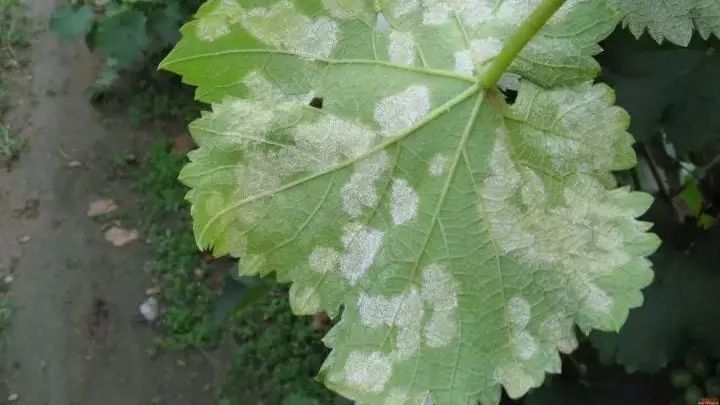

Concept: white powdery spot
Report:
left=520, top=169, right=546, bottom=205
left=389, top=0, right=419, bottom=18
left=289, top=284, right=321, bottom=315
left=195, top=0, right=243, bottom=41
left=390, top=178, right=419, bottom=225
left=453, top=49, right=474, bottom=75
left=309, top=247, right=340, bottom=273
left=323, top=0, right=366, bottom=19
left=422, top=0, right=451, bottom=25
left=388, top=30, right=416, bottom=65
left=357, top=290, right=423, bottom=359
left=375, top=12, right=391, bottom=32
left=294, top=116, right=377, bottom=172
left=421, top=264, right=458, bottom=310
left=549, top=0, right=582, bottom=24
left=496, top=0, right=537, bottom=24
left=340, top=224, right=384, bottom=285
left=493, top=363, right=535, bottom=399
left=341, top=152, right=390, bottom=217
left=242, top=2, right=339, bottom=58
left=240, top=254, right=265, bottom=275
left=195, top=17, right=230, bottom=41
left=470, top=37, right=503, bottom=65
left=395, top=326, right=421, bottom=360
left=421, top=264, right=458, bottom=347
left=386, top=389, right=410, bottom=404
left=357, top=293, right=401, bottom=327
left=506, top=295, right=531, bottom=330
left=343, top=351, right=392, bottom=394
left=428, top=154, right=449, bottom=177
left=394, top=289, right=424, bottom=327
left=424, top=312, right=456, bottom=347
left=512, top=331, right=538, bottom=360
left=584, top=283, right=613, bottom=314
left=448, top=0, right=493, bottom=29
left=374, top=86, right=431, bottom=136
left=211, top=99, right=275, bottom=144
left=243, top=71, right=286, bottom=102
left=498, top=73, right=521, bottom=91
left=540, top=316, right=578, bottom=353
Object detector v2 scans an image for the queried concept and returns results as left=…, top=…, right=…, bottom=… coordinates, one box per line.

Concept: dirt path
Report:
left=0, top=1, right=217, bottom=404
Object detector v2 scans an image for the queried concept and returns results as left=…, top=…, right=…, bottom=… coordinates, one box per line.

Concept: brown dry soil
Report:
left=0, top=1, right=222, bottom=404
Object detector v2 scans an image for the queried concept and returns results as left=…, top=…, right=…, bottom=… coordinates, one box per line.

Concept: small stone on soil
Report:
left=87, top=199, right=119, bottom=217
left=104, top=226, right=139, bottom=247
left=139, top=297, right=159, bottom=322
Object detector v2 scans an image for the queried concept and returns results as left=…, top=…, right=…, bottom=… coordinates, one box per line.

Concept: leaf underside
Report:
left=161, top=0, right=660, bottom=403
left=609, top=0, right=720, bottom=46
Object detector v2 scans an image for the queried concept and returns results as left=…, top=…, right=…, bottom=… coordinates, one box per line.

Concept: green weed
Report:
left=135, top=140, right=187, bottom=219
left=0, top=0, right=29, bottom=69
left=136, top=140, right=220, bottom=351
left=0, top=122, right=24, bottom=166
left=0, top=298, right=13, bottom=334
left=222, top=290, right=344, bottom=405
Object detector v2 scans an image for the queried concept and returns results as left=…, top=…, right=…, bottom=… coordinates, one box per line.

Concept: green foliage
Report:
left=95, top=9, right=149, bottom=66
left=50, top=0, right=202, bottom=91
left=600, top=30, right=720, bottom=155
left=0, top=123, right=24, bottom=166
left=135, top=140, right=221, bottom=351
left=0, top=0, right=29, bottom=69
left=222, top=288, right=344, bottom=405
left=159, top=0, right=674, bottom=402
left=590, top=228, right=720, bottom=373
left=49, top=4, right=94, bottom=41
left=135, top=139, right=188, bottom=217
left=608, top=0, right=720, bottom=46
left=0, top=298, right=13, bottom=334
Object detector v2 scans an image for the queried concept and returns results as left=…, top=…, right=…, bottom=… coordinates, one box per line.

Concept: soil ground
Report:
left=0, top=1, right=220, bottom=403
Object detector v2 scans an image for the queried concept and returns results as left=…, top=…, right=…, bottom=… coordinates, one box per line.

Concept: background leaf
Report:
left=599, top=30, right=720, bottom=155
left=608, top=0, right=720, bottom=46
left=590, top=227, right=720, bottom=373
left=49, top=4, right=95, bottom=42
left=94, top=8, right=149, bottom=67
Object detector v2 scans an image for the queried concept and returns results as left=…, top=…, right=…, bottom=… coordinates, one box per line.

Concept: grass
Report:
left=0, top=122, right=24, bottom=165
left=134, top=139, right=221, bottom=352
left=0, top=0, right=28, bottom=166
left=0, top=0, right=29, bottom=70
left=0, top=298, right=13, bottom=334
left=222, top=289, right=343, bottom=405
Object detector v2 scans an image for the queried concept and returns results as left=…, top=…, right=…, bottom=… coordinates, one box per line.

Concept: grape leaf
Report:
left=49, top=4, right=95, bottom=42
left=608, top=0, right=720, bottom=46
left=161, top=0, right=659, bottom=402
left=591, top=228, right=720, bottom=373
left=94, top=9, right=149, bottom=67
left=599, top=30, right=720, bottom=154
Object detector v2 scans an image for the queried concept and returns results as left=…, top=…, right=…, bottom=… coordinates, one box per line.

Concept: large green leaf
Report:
left=49, top=4, right=95, bottom=42
left=161, top=0, right=659, bottom=402
left=599, top=30, right=720, bottom=154
left=608, top=0, right=720, bottom=46
left=591, top=228, right=720, bottom=373
left=94, top=9, right=149, bottom=67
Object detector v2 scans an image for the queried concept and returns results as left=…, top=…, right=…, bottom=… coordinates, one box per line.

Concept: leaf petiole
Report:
left=479, top=0, right=567, bottom=89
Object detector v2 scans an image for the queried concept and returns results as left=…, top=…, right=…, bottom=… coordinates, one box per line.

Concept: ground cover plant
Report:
left=52, top=0, right=720, bottom=403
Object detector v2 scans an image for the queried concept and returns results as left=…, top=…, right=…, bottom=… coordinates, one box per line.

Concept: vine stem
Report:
left=478, top=0, right=567, bottom=89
